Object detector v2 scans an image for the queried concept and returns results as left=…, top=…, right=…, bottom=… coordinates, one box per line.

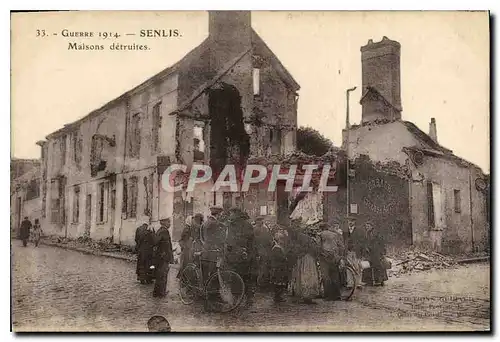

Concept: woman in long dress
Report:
left=32, top=219, right=42, bottom=247
left=135, top=223, right=155, bottom=284
left=177, top=216, right=193, bottom=279
left=287, top=220, right=320, bottom=304
left=270, top=230, right=289, bottom=303
left=345, top=217, right=365, bottom=288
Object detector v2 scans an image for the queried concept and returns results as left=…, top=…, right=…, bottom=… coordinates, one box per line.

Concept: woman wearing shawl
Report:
left=270, top=230, right=289, bottom=303
left=362, top=221, right=389, bottom=286
left=135, top=223, right=155, bottom=284
left=286, top=219, right=320, bottom=304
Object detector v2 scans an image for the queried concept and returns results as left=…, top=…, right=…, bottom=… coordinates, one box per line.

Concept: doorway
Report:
left=208, top=83, right=250, bottom=178
left=110, top=189, right=116, bottom=240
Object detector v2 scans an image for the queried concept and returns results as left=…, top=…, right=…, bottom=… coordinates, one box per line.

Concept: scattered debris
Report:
left=387, top=250, right=458, bottom=277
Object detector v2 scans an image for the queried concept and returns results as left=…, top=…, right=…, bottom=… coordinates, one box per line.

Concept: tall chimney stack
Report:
left=208, top=11, right=252, bottom=73
left=429, top=118, right=438, bottom=143
left=360, top=36, right=402, bottom=123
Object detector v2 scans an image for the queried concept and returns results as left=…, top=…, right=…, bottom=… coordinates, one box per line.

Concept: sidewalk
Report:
left=38, top=237, right=181, bottom=269
left=353, top=263, right=490, bottom=330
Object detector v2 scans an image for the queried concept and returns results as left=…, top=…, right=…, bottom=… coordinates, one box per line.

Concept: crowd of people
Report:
left=18, top=216, right=42, bottom=248
left=135, top=218, right=174, bottom=298
left=170, top=206, right=390, bottom=306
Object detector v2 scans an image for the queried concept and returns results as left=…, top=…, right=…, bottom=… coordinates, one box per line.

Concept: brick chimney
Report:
left=429, top=117, right=438, bottom=143
left=360, top=36, right=402, bottom=123
left=208, top=11, right=252, bottom=73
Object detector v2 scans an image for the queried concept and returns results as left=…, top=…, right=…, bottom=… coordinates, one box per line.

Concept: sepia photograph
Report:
left=10, top=10, right=490, bottom=332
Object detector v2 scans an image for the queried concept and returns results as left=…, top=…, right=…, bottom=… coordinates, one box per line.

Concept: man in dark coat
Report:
left=177, top=216, right=193, bottom=280
left=135, top=223, right=155, bottom=284
left=153, top=218, right=174, bottom=298
left=225, top=207, right=256, bottom=304
left=20, top=217, right=32, bottom=247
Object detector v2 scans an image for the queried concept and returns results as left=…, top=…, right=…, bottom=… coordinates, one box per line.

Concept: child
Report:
left=32, top=219, right=42, bottom=247
left=270, top=231, right=289, bottom=303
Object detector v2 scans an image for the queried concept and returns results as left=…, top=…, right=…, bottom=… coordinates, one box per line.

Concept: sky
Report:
left=11, top=11, right=490, bottom=172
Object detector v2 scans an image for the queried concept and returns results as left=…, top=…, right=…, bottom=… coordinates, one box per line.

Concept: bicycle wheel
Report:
left=179, top=263, right=201, bottom=305
left=204, top=269, right=245, bottom=313
left=340, top=266, right=357, bottom=301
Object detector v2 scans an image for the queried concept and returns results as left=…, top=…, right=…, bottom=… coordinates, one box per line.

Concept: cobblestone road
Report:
left=11, top=241, right=490, bottom=332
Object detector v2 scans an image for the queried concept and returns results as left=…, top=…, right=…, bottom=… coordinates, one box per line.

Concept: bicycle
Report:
left=178, top=248, right=246, bottom=313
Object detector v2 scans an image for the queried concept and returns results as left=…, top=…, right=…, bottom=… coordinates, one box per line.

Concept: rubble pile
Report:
left=247, top=149, right=338, bottom=167
left=388, top=250, right=457, bottom=277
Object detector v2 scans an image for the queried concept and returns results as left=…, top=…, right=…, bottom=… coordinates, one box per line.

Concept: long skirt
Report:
left=290, top=254, right=320, bottom=300
left=137, top=249, right=154, bottom=283
left=153, top=262, right=170, bottom=297
left=177, top=246, right=193, bottom=279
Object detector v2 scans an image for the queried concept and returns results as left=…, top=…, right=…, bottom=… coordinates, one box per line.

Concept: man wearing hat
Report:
left=135, top=222, right=155, bottom=284
left=254, top=216, right=272, bottom=289
left=147, top=315, right=171, bottom=332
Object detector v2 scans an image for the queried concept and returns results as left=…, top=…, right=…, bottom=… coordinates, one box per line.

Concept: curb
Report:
left=39, top=240, right=180, bottom=269
left=456, top=256, right=490, bottom=264
left=40, top=240, right=136, bottom=262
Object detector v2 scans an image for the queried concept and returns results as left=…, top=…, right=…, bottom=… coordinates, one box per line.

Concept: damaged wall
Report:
left=11, top=170, right=42, bottom=236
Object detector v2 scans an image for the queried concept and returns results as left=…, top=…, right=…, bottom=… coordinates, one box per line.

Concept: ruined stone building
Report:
left=341, top=37, right=490, bottom=254
left=10, top=159, right=42, bottom=236
left=11, top=158, right=40, bottom=181
left=34, top=11, right=300, bottom=245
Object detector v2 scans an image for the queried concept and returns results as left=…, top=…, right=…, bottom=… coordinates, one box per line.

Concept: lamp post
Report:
left=345, top=86, right=357, bottom=217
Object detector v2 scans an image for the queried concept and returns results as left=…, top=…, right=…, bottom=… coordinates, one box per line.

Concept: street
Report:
left=11, top=241, right=490, bottom=332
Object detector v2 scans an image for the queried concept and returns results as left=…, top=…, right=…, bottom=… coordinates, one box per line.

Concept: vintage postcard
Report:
left=10, top=10, right=490, bottom=332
